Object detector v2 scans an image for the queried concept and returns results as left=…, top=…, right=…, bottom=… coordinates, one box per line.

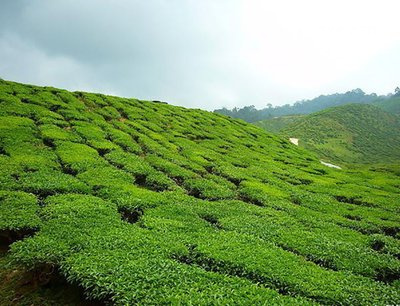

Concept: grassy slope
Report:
left=254, top=114, right=305, bottom=133
left=0, top=80, right=400, bottom=305
left=277, top=104, right=400, bottom=164
left=254, top=96, right=400, bottom=135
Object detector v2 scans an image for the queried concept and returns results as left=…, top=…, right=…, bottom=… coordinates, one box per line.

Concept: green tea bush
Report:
left=55, top=141, right=108, bottom=173
left=97, top=106, right=121, bottom=120
left=0, top=92, right=24, bottom=106
left=0, top=191, right=41, bottom=231
left=39, top=124, right=80, bottom=144
left=105, top=127, right=142, bottom=154
left=19, top=170, right=90, bottom=196
left=144, top=170, right=179, bottom=191
left=1, top=80, right=399, bottom=305
left=146, top=154, right=198, bottom=181
left=97, top=185, right=170, bottom=211
left=73, top=122, right=107, bottom=141
left=184, top=178, right=236, bottom=200
left=104, top=149, right=153, bottom=177
left=77, top=166, right=134, bottom=189
left=239, top=180, right=289, bottom=205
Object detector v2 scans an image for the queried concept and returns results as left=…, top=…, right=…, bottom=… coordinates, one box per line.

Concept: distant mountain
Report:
left=215, top=89, right=397, bottom=123
left=278, top=104, right=400, bottom=164
left=254, top=96, right=400, bottom=134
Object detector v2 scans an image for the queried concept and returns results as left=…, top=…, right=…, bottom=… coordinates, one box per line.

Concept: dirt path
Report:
left=320, top=161, right=341, bottom=169
left=288, top=137, right=341, bottom=169
left=289, top=138, right=299, bottom=145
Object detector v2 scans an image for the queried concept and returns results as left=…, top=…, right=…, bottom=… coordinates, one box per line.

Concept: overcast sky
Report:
left=1, top=0, right=399, bottom=110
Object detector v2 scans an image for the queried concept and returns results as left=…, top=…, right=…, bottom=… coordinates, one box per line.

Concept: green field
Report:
left=254, top=115, right=305, bottom=133
left=1, top=80, right=400, bottom=305
left=279, top=104, right=400, bottom=164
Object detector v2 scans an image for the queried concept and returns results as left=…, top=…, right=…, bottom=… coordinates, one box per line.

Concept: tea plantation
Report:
left=254, top=114, right=305, bottom=133
left=280, top=104, right=400, bottom=164
left=0, top=80, right=399, bottom=305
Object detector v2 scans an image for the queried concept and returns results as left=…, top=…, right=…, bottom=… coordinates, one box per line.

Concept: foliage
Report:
left=254, top=114, right=305, bottom=133
left=216, top=88, right=400, bottom=122
left=0, top=79, right=399, bottom=305
left=0, top=191, right=40, bottom=231
left=373, top=97, right=400, bottom=114
left=278, top=104, right=400, bottom=164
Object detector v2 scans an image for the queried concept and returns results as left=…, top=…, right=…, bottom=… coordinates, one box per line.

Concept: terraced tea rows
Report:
left=255, top=103, right=400, bottom=164
left=0, top=80, right=399, bottom=304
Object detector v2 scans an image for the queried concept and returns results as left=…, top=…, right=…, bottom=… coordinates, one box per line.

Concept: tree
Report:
left=395, top=87, right=400, bottom=97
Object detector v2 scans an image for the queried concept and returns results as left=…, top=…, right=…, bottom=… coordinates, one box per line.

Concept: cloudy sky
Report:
left=1, top=0, right=399, bottom=110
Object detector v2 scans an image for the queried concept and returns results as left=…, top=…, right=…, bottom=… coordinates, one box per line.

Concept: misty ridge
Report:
left=214, top=87, right=400, bottom=123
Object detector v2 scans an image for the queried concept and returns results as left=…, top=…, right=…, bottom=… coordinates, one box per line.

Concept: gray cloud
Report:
left=1, top=0, right=399, bottom=110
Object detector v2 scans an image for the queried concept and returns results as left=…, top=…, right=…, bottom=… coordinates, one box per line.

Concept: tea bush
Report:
left=0, top=191, right=41, bottom=231
left=1, top=79, right=399, bottom=305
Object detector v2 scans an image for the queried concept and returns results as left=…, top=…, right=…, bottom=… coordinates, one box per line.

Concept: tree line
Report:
left=214, top=88, right=399, bottom=123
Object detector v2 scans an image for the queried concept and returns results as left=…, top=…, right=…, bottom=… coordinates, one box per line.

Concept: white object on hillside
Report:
left=320, top=161, right=341, bottom=169
left=289, top=138, right=299, bottom=146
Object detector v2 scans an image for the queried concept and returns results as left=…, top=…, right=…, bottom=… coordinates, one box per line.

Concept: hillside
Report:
left=373, top=96, right=400, bottom=115
left=254, top=114, right=305, bottom=133
left=1, top=80, right=400, bottom=305
left=214, top=89, right=388, bottom=122
left=280, top=104, right=400, bottom=164
left=254, top=96, right=400, bottom=135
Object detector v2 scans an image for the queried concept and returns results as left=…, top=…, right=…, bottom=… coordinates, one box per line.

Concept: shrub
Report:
left=0, top=191, right=41, bottom=231
left=18, top=169, right=91, bottom=196
left=39, top=124, right=80, bottom=144
left=184, top=178, right=236, bottom=200
left=239, top=180, right=289, bottom=205
left=55, top=141, right=108, bottom=173
left=77, top=166, right=134, bottom=190
left=105, top=127, right=142, bottom=154
left=104, top=149, right=153, bottom=177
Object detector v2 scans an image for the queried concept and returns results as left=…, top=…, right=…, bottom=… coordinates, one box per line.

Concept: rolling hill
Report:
left=254, top=96, right=400, bottom=135
left=279, top=104, right=400, bottom=164
left=214, top=89, right=394, bottom=122
left=215, top=90, right=400, bottom=123
left=373, top=96, right=400, bottom=115
left=1, top=80, right=400, bottom=305
left=254, top=114, right=305, bottom=133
